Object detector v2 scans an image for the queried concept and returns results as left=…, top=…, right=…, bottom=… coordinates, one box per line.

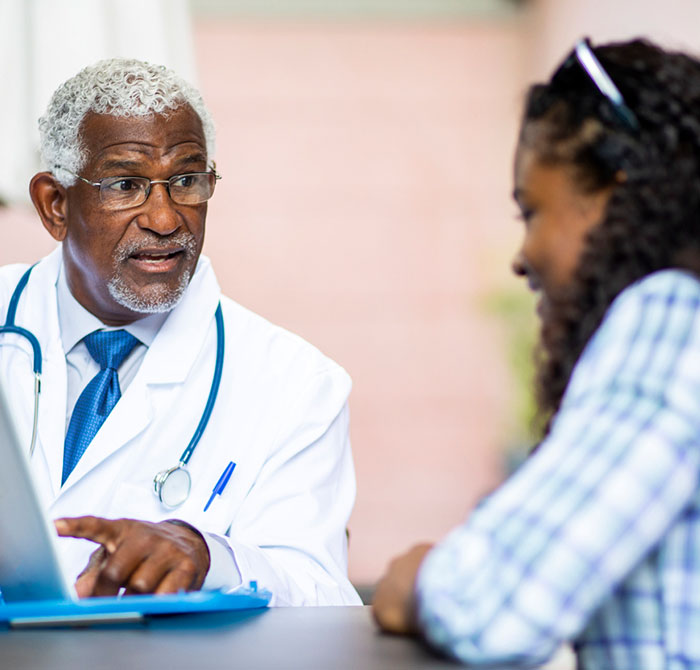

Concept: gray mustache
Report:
left=114, top=232, right=198, bottom=262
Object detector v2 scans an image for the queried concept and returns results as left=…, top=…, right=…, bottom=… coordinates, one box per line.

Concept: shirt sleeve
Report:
left=416, top=271, right=700, bottom=666
left=198, top=369, right=361, bottom=606
left=200, top=532, right=242, bottom=591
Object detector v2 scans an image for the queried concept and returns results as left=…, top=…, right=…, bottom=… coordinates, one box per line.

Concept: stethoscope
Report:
left=0, top=265, right=225, bottom=509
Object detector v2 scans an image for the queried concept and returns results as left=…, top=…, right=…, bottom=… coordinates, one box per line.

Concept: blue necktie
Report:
left=62, top=330, right=139, bottom=485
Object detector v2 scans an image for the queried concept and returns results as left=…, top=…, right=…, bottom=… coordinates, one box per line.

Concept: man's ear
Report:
left=29, top=172, right=69, bottom=242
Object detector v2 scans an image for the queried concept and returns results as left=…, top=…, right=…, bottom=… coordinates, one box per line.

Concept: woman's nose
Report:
left=511, top=250, right=527, bottom=277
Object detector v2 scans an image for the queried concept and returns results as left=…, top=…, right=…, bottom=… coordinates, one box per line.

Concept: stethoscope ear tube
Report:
left=29, top=373, right=41, bottom=458
left=2, top=265, right=42, bottom=376
left=151, top=302, right=225, bottom=508
left=177, top=304, right=225, bottom=467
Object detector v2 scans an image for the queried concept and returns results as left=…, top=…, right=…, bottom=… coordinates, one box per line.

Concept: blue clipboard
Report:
left=0, top=584, right=271, bottom=628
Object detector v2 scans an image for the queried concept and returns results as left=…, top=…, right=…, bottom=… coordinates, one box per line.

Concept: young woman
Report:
left=373, top=38, right=700, bottom=668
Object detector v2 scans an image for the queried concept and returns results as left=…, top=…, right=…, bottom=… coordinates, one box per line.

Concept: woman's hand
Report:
left=372, top=543, right=433, bottom=634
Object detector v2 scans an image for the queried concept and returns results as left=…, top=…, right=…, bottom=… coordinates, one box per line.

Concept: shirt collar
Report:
left=56, top=263, right=168, bottom=354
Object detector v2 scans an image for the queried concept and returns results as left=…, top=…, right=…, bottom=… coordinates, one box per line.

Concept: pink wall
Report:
left=192, top=21, right=525, bottom=583
left=526, top=0, right=700, bottom=81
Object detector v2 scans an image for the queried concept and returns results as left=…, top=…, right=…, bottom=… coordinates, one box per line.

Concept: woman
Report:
left=373, top=38, right=700, bottom=668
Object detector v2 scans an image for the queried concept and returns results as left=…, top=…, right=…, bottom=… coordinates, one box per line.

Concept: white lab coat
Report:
left=0, top=248, right=361, bottom=606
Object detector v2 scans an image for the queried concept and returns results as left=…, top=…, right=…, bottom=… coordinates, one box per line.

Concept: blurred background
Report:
left=1, top=0, right=699, bottom=599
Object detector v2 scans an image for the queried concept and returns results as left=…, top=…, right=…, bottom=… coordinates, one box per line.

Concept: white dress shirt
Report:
left=56, top=266, right=167, bottom=433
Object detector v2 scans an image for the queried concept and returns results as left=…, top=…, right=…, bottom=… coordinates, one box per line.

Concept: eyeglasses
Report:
left=555, top=38, right=639, bottom=132
left=54, top=164, right=222, bottom=211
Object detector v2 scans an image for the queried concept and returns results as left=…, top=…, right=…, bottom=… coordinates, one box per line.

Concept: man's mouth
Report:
left=127, top=247, right=185, bottom=272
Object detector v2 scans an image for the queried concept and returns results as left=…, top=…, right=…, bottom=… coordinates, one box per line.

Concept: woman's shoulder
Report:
left=607, top=267, right=700, bottom=330
left=621, top=268, right=700, bottom=302
left=601, top=269, right=700, bottom=331
left=565, top=269, right=700, bottom=403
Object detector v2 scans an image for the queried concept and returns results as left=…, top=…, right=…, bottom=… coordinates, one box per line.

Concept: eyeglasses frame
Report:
left=53, top=163, right=222, bottom=209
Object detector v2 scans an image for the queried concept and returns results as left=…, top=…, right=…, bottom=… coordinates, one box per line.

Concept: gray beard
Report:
left=107, top=233, right=198, bottom=314
left=107, top=268, right=191, bottom=314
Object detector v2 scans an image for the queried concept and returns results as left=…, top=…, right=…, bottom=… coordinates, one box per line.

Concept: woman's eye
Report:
left=516, top=208, right=534, bottom=223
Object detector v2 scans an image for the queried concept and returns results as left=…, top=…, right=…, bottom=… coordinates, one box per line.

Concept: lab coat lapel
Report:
left=61, top=375, right=153, bottom=488
left=137, top=256, right=222, bottom=385
left=39, top=342, right=68, bottom=498
left=58, top=257, right=222, bottom=490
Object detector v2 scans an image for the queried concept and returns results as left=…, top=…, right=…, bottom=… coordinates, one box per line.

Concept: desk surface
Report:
left=0, top=605, right=575, bottom=669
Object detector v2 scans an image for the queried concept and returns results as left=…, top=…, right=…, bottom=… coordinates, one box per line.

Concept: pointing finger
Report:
left=55, top=516, right=122, bottom=552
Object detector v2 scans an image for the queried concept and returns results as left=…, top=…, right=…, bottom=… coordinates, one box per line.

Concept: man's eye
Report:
left=107, top=179, right=140, bottom=192
left=173, top=175, right=195, bottom=188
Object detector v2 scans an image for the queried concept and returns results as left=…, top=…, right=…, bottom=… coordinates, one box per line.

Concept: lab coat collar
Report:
left=137, top=254, right=222, bottom=385
left=50, top=249, right=221, bottom=384
left=21, top=247, right=64, bottom=361
left=56, top=264, right=166, bottom=353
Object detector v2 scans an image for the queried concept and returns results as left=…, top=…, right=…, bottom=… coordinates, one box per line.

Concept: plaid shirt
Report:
left=416, top=270, right=700, bottom=669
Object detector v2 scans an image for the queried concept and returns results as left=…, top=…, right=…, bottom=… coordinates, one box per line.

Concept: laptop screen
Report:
left=0, top=376, right=74, bottom=602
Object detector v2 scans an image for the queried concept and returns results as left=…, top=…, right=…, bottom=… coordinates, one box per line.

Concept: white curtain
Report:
left=0, top=0, right=196, bottom=204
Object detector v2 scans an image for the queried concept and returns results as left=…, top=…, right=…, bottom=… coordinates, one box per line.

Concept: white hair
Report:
left=39, top=58, right=216, bottom=187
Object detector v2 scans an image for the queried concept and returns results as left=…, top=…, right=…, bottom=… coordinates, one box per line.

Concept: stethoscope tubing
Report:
left=179, top=304, right=224, bottom=466
left=0, top=266, right=42, bottom=457
left=0, top=264, right=224, bottom=503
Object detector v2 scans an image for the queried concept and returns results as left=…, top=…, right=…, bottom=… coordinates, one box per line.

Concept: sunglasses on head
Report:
left=554, top=37, right=639, bottom=133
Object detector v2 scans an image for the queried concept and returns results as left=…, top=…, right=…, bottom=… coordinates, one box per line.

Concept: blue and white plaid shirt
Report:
left=417, top=270, right=700, bottom=669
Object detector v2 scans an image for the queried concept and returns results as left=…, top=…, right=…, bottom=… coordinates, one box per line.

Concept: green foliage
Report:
left=480, top=288, right=541, bottom=466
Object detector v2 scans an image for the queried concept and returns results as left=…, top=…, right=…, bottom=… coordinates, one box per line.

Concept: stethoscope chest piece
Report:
left=153, top=463, right=192, bottom=509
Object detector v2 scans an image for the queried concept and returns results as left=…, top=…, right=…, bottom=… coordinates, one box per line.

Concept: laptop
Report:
left=0, top=377, right=270, bottom=628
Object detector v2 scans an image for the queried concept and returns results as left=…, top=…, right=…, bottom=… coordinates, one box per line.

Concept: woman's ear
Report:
left=29, top=172, right=69, bottom=242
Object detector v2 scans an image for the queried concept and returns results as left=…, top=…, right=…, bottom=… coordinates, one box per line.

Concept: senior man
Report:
left=0, top=59, right=360, bottom=606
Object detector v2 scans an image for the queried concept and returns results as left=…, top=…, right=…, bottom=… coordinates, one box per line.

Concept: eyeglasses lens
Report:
left=169, top=173, right=216, bottom=205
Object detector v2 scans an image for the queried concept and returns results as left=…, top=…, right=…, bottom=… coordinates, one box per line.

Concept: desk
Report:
left=0, top=606, right=575, bottom=669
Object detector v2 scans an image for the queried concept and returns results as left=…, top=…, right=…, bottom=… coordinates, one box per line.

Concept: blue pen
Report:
left=204, top=461, right=236, bottom=512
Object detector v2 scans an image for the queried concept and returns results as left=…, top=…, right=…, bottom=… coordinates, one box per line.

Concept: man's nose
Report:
left=137, top=183, right=180, bottom=235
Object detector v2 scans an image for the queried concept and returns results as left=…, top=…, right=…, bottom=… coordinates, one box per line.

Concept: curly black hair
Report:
left=519, top=39, right=700, bottom=431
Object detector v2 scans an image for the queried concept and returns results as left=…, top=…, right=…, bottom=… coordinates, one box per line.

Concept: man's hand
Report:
left=372, top=543, right=433, bottom=635
left=54, top=516, right=210, bottom=597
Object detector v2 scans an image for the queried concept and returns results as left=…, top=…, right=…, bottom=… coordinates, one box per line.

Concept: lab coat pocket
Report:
left=107, top=482, right=170, bottom=523
left=108, top=478, right=239, bottom=538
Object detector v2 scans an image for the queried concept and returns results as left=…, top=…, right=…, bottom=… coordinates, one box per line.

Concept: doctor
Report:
left=0, top=58, right=360, bottom=606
